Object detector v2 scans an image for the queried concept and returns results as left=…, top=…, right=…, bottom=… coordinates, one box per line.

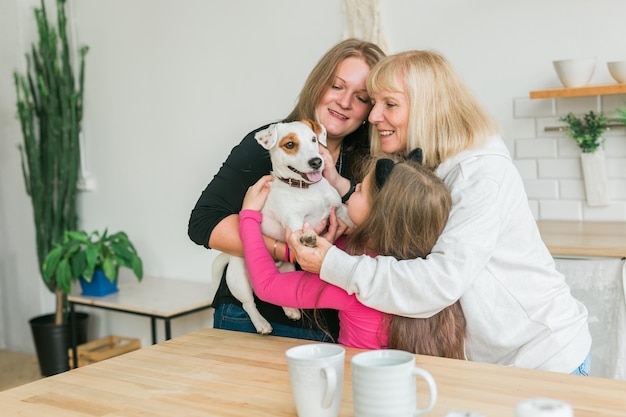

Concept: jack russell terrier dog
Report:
left=212, top=119, right=352, bottom=334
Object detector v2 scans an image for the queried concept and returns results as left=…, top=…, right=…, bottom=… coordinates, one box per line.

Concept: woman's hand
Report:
left=319, top=145, right=352, bottom=196
left=242, top=175, right=273, bottom=211
left=319, top=146, right=341, bottom=186
left=320, top=144, right=357, bottom=200
left=286, top=224, right=332, bottom=274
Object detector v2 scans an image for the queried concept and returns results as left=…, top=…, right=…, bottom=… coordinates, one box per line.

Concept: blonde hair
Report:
left=367, top=50, right=498, bottom=170
left=285, top=38, right=385, bottom=122
left=346, top=156, right=466, bottom=359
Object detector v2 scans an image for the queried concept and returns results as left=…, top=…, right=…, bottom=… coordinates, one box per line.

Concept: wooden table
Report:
left=2, top=328, right=625, bottom=416
left=68, top=277, right=216, bottom=367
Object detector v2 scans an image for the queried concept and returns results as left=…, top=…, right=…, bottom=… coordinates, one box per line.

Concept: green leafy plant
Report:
left=558, top=111, right=608, bottom=153
left=43, top=230, right=143, bottom=295
left=14, top=0, right=88, bottom=325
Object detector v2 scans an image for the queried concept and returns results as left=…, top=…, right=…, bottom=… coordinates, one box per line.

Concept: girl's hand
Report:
left=321, top=207, right=348, bottom=243
left=242, top=175, right=273, bottom=211
left=308, top=207, right=347, bottom=244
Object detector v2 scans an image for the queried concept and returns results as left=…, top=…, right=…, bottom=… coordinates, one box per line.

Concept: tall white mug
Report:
left=285, top=343, right=345, bottom=417
left=352, top=349, right=438, bottom=417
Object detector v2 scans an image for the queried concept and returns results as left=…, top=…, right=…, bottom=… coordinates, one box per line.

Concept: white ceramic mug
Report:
left=285, top=343, right=345, bottom=417
left=351, top=349, right=437, bottom=417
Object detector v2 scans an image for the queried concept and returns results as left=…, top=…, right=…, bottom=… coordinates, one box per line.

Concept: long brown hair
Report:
left=346, top=156, right=466, bottom=359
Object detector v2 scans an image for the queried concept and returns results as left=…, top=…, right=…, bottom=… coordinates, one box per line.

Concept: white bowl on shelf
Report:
left=552, top=57, right=597, bottom=88
left=607, top=61, right=626, bottom=83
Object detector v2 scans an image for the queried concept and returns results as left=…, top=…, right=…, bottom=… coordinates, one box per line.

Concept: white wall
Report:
left=2, top=0, right=626, bottom=353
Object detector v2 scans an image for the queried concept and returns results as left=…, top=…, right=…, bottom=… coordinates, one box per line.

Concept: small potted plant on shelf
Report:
left=558, top=111, right=609, bottom=206
left=43, top=229, right=144, bottom=297
left=559, top=111, right=608, bottom=153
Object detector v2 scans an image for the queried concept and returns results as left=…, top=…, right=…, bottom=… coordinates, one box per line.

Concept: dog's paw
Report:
left=283, top=307, right=302, bottom=321
left=243, top=304, right=273, bottom=334
left=256, top=323, right=273, bottom=335
left=253, top=319, right=273, bottom=335
left=298, top=232, right=318, bottom=248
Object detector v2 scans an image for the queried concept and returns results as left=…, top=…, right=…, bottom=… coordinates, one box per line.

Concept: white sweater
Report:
left=321, top=136, right=591, bottom=372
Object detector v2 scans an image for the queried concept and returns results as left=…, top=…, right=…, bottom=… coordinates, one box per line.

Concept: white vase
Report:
left=580, top=149, right=610, bottom=206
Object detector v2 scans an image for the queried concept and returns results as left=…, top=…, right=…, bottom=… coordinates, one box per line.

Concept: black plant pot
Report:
left=29, top=312, right=88, bottom=376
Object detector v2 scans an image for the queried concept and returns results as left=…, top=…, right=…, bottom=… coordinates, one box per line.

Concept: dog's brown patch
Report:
left=278, top=132, right=300, bottom=155
left=301, top=119, right=323, bottom=137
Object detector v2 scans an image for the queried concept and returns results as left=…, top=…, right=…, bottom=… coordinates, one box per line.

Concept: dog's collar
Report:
left=277, top=176, right=311, bottom=189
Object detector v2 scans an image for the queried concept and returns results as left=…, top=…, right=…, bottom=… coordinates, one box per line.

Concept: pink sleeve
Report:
left=239, top=209, right=353, bottom=309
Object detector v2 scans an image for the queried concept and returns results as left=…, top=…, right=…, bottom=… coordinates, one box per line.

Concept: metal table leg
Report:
left=165, top=319, right=171, bottom=340
left=150, top=317, right=157, bottom=344
left=70, top=303, right=78, bottom=369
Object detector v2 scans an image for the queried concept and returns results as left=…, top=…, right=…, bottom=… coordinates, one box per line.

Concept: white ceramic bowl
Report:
left=552, top=57, right=597, bottom=88
left=607, top=61, right=626, bottom=83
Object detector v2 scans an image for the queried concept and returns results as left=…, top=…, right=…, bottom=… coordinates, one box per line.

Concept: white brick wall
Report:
left=512, top=94, right=626, bottom=221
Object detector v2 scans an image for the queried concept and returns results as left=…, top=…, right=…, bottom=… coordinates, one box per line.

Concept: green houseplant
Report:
left=15, top=0, right=88, bottom=324
left=558, top=111, right=610, bottom=206
left=14, top=0, right=88, bottom=376
left=558, top=111, right=608, bottom=153
left=43, top=229, right=143, bottom=296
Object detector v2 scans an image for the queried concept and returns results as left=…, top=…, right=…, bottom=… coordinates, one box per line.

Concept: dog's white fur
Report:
left=212, top=119, right=351, bottom=334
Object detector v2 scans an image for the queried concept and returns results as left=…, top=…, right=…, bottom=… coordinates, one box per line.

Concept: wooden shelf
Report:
left=537, top=220, right=626, bottom=258
left=530, top=83, right=626, bottom=99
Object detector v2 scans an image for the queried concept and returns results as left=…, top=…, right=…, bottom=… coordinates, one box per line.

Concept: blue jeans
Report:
left=213, top=304, right=333, bottom=342
left=570, top=352, right=591, bottom=376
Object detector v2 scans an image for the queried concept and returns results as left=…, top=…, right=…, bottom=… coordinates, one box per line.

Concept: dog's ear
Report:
left=254, top=123, right=280, bottom=150
left=315, top=123, right=327, bottom=147
left=301, top=119, right=328, bottom=147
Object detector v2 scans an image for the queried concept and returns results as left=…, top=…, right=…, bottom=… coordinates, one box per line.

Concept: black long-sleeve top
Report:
left=188, top=122, right=370, bottom=334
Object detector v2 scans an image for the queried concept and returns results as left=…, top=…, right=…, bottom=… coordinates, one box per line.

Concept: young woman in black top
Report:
left=188, top=38, right=385, bottom=341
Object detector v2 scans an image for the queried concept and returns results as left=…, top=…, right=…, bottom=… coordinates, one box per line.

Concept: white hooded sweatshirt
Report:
left=321, top=136, right=591, bottom=372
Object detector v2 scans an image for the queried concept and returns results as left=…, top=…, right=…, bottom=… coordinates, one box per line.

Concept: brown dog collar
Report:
left=277, top=176, right=311, bottom=189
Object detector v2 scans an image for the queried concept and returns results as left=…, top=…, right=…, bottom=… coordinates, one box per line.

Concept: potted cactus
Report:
left=558, top=111, right=610, bottom=206
left=14, top=0, right=88, bottom=375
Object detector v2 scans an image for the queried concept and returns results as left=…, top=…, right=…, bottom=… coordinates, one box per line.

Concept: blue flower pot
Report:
left=80, top=269, right=118, bottom=296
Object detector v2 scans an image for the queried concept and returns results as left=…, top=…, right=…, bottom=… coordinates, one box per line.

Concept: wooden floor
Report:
left=0, top=350, right=42, bottom=391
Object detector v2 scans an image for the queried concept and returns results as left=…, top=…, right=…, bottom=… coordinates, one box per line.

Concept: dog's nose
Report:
left=309, top=157, right=322, bottom=170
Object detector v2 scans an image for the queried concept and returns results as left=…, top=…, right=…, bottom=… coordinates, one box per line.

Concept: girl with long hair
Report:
left=239, top=152, right=465, bottom=358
